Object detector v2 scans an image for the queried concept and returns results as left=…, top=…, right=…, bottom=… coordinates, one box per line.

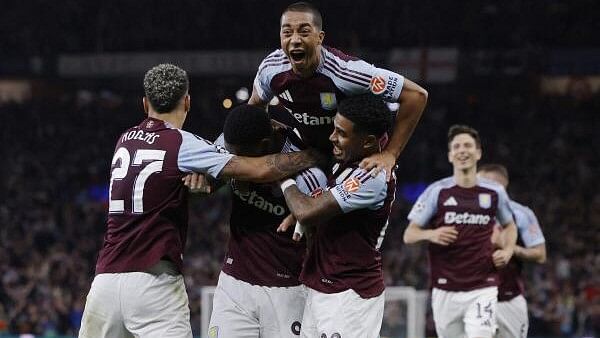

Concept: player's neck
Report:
left=454, top=167, right=477, bottom=188
left=147, top=110, right=185, bottom=129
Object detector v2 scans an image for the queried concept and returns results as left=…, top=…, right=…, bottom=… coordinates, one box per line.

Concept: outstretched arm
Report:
left=220, top=149, right=323, bottom=183
left=360, top=78, right=428, bottom=180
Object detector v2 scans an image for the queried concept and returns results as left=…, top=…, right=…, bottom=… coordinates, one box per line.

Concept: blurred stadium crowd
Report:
left=0, top=0, right=599, bottom=337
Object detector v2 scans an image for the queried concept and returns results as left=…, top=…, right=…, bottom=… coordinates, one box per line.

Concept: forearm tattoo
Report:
left=265, top=150, right=319, bottom=177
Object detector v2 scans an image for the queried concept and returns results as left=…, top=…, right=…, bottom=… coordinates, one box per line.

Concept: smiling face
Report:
left=329, top=113, right=369, bottom=163
left=280, top=10, right=324, bottom=77
left=448, top=133, right=482, bottom=171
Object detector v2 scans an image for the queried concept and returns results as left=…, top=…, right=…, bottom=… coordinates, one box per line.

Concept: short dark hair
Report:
left=337, top=94, right=392, bottom=138
left=447, top=124, right=481, bottom=149
left=143, top=63, right=189, bottom=113
left=478, top=163, right=509, bottom=182
left=282, top=2, right=323, bottom=30
left=223, top=104, right=272, bottom=145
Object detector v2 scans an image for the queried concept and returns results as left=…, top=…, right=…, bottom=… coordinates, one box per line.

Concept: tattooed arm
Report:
left=281, top=186, right=342, bottom=228
left=220, top=149, right=323, bottom=183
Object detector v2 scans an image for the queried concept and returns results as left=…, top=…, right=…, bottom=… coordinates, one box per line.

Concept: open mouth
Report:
left=289, top=50, right=306, bottom=62
left=332, top=145, right=342, bottom=156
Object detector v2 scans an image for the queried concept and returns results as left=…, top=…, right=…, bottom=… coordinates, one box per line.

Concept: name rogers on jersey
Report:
left=233, top=189, right=286, bottom=216
left=444, top=211, right=491, bottom=225
left=121, top=130, right=160, bottom=144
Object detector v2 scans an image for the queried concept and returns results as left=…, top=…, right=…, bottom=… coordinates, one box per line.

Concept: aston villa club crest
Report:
left=320, top=92, right=337, bottom=110
left=479, top=193, right=491, bottom=209
left=146, top=120, right=154, bottom=128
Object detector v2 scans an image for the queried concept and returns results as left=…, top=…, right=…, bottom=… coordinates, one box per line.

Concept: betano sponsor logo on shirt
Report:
left=444, top=211, right=491, bottom=225
left=232, top=189, right=286, bottom=216
left=292, top=112, right=333, bottom=126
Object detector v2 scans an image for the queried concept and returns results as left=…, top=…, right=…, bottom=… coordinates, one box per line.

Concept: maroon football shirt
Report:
left=407, top=177, right=514, bottom=291
left=300, top=163, right=396, bottom=298
left=254, top=46, right=404, bottom=153
left=96, top=117, right=232, bottom=274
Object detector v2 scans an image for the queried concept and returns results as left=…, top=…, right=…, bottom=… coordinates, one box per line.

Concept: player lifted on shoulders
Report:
left=249, top=1, right=428, bottom=179
left=78, top=64, right=322, bottom=338
left=206, top=104, right=327, bottom=338
left=403, top=125, right=518, bottom=338
left=478, top=164, right=547, bottom=338
left=278, top=94, right=396, bottom=338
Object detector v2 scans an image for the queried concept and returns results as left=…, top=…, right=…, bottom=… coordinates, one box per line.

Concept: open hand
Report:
left=359, top=151, right=396, bottom=181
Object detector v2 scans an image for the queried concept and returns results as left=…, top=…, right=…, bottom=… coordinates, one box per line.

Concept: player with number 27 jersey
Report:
left=96, top=117, right=232, bottom=275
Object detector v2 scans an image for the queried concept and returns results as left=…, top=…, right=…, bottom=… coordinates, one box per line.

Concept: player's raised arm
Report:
left=360, top=78, right=428, bottom=180
left=220, top=149, right=323, bottom=183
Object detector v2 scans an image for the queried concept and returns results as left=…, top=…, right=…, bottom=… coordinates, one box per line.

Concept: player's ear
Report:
left=184, top=94, right=191, bottom=113
left=143, top=97, right=149, bottom=114
left=447, top=149, right=453, bottom=164
left=318, top=30, right=325, bottom=45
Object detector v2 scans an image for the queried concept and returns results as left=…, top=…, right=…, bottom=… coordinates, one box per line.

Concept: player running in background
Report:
left=78, top=64, right=322, bottom=338
left=206, top=104, right=327, bottom=338
left=249, top=1, right=428, bottom=179
left=478, top=164, right=547, bottom=338
left=403, top=125, right=518, bottom=338
left=278, top=94, right=396, bottom=338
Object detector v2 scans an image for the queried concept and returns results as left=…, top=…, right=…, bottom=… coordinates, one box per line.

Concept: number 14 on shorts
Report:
left=476, top=301, right=493, bottom=327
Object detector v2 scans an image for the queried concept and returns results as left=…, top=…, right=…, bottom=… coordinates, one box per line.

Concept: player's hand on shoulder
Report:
left=492, top=247, right=514, bottom=268
left=429, top=226, right=458, bottom=246
left=359, top=151, right=396, bottom=181
left=182, top=172, right=212, bottom=193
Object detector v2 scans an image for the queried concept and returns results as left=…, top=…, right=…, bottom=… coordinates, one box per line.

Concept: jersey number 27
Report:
left=109, top=147, right=165, bottom=214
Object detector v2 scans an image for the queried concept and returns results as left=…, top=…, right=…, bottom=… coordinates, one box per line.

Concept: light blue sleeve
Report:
left=496, top=187, right=515, bottom=226
left=330, top=170, right=388, bottom=213
left=407, top=183, right=439, bottom=227
left=177, top=130, right=233, bottom=179
left=512, top=202, right=546, bottom=247
left=295, top=167, right=328, bottom=196
left=252, top=53, right=279, bottom=102
left=323, top=50, right=404, bottom=102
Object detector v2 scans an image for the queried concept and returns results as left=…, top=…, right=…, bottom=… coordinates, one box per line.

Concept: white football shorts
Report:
left=79, top=261, right=192, bottom=338
left=208, top=271, right=306, bottom=338
left=300, top=287, right=385, bottom=338
left=496, top=295, right=528, bottom=338
left=432, top=286, right=498, bottom=338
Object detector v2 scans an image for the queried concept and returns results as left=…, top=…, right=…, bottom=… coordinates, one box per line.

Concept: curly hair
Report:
left=223, top=104, right=272, bottom=146
left=337, top=94, right=392, bottom=137
left=143, top=64, right=189, bottom=113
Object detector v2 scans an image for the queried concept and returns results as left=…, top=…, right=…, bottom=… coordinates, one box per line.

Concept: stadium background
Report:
left=0, top=0, right=598, bottom=337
